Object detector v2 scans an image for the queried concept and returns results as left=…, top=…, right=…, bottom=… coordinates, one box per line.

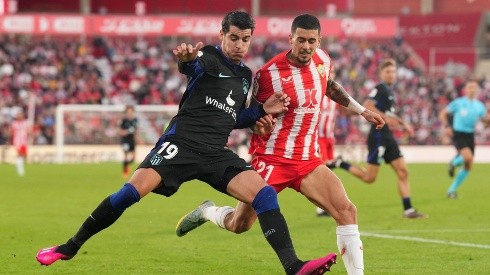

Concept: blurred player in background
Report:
left=176, top=14, right=385, bottom=275
left=36, top=11, right=337, bottom=274
left=119, top=105, right=138, bottom=178
left=10, top=111, right=30, bottom=176
left=329, top=59, right=427, bottom=219
left=439, top=79, right=489, bottom=199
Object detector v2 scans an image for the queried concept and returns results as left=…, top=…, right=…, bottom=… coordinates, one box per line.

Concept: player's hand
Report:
left=444, top=126, right=453, bottom=137
left=403, top=122, right=415, bottom=137
left=254, top=114, right=276, bottom=135
left=385, top=116, right=400, bottom=129
left=263, top=92, right=290, bottom=115
left=361, top=109, right=385, bottom=129
left=173, top=42, right=203, bottom=62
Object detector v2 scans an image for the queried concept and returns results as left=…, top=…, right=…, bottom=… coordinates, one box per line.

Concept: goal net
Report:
left=55, top=104, right=178, bottom=163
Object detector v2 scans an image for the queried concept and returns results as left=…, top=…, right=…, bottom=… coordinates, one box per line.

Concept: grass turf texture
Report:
left=1, top=163, right=489, bottom=274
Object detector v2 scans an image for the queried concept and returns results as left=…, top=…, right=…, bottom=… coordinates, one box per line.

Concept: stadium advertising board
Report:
left=0, top=14, right=398, bottom=38
left=399, top=13, right=481, bottom=68
left=3, top=145, right=490, bottom=164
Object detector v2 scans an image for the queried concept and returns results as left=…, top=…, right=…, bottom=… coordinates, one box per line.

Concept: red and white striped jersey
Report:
left=250, top=49, right=332, bottom=160
left=11, top=119, right=29, bottom=147
left=318, top=97, right=337, bottom=139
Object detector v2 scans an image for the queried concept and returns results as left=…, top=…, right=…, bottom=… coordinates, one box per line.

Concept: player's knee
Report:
left=251, top=186, right=279, bottom=215
left=344, top=202, right=357, bottom=217
left=333, top=201, right=357, bottom=223
left=363, top=175, right=376, bottom=184
left=109, top=183, right=141, bottom=211
left=398, top=168, right=409, bottom=181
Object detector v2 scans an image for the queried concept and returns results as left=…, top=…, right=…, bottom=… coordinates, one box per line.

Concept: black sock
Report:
left=256, top=208, right=302, bottom=274
left=339, top=161, right=351, bottom=171
left=402, top=197, right=412, bottom=211
left=56, top=197, right=123, bottom=256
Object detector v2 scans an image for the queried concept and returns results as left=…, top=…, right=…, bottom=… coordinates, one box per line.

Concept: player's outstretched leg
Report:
left=36, top=183, right=141, bottom=266
left=175, top=200, right=217, bottom=236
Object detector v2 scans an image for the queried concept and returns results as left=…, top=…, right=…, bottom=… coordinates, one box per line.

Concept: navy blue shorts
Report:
left=367, top=132, right=403, bottom=165
left=138, top=136, right=252, bottom=197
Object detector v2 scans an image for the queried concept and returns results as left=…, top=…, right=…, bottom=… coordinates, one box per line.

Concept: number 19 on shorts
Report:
left=157, top=141, right=179, bottom=159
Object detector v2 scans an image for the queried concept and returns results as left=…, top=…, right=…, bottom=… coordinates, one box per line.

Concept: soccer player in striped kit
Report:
left=176, top=14, right=384, bottom=275
left=36, top=11, right=339, bottom=274
left=10, top=111, right=30, bottom=176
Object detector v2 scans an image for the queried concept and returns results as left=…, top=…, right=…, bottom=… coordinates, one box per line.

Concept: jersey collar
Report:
left=215, top=45, right=245, bottom=71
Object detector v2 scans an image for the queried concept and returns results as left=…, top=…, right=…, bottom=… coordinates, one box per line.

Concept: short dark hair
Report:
left=291, top=14, right=321, bottom=34
left=221, top=11, right=255, bottom=34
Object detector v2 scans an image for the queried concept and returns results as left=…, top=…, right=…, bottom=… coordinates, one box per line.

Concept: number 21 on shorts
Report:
left=255, top=161, right=274, bottom=181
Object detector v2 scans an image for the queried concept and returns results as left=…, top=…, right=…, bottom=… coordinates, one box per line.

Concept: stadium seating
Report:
left=0, top=35, right=489, bottom=147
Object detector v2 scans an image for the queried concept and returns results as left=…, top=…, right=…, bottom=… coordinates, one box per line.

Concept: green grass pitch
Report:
left=1, top=163, right=489, bottom=274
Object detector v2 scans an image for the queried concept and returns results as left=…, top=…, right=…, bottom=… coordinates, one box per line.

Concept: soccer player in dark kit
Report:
left=119, top=105, right=137, bottom=178
left=36, top=11, right=336, bottom=274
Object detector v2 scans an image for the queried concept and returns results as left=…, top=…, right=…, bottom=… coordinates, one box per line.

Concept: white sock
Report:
left=203, top=206, right=234, bottom=229
left=16, top=156, right=25, bottom=176
left=337, top=224, right=364, bottom=275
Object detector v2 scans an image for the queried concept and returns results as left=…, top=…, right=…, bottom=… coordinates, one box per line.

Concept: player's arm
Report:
left=173, top=42, right=204, bottom=76
left=234, top=93, right=289, bottom=129
left=118, top=121, right=129, bottom=136
left=245, top=96, right=277, bottom=135
left=438, top=107, right=451, bottom=128
left=480, top=108, right=490, bottom=127
left=326, top=79, right=384, bottom=129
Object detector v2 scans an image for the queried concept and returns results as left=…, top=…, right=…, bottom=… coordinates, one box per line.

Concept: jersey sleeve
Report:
left=368, top=84, right=386, bottom=103
left=252, top=69, right=274, bottom=104
left=120, top=119, right=126, bottom=129
left=479, top=101, right=487, bottom=118
left=177, top=45, right=217, bottom=77
left=446, top=99, right=459, bottom=114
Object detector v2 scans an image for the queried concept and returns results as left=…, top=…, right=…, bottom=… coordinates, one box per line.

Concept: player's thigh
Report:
left=227, top=170, right=268, bottom=204
left=128, top=168, right=163, bottom=198
left=300, top=165, right=352, bottom=213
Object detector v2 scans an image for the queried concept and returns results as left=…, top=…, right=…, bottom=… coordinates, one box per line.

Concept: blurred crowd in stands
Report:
left=0, top=35, right=489, bottom=148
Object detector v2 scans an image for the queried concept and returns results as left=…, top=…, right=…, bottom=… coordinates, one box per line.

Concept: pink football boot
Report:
left=296, top=253, right=337, bottom=275
left=36, top=246, right=72, bottom=266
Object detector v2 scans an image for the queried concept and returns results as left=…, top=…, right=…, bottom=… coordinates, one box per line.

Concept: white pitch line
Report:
left=361, top=228, right=490, bottom=234
left=361, top=232, right=490, bottom=249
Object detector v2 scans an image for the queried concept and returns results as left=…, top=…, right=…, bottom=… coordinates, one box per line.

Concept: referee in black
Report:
left=37, top=11, right=334, bottom=274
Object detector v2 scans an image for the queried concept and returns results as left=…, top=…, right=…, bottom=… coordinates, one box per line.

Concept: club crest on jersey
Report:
left=316, top=64, right=326, bottom=78
left=252, top=77, right=259, bottom=96
left=150, top=154, right=163, bottom=165
left=242, top=78, right=250, bottom=94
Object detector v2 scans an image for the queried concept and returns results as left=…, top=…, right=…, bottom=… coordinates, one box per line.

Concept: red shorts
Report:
left=251, top=155, right=324, bottom=193
left=318, top=137, right=334, bottom=162
left=16, top=145, right=27, bottom=156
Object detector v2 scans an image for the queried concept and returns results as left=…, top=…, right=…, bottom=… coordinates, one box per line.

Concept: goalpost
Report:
left=55, top=104, right=178, bottom=163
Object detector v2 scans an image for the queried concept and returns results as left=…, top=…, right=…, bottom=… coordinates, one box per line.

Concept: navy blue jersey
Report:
left=368, top=82, right=395, bottom=136
left=165, top=45, right=256, bottom=149
left=120, top=118, right=137, bottom=143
